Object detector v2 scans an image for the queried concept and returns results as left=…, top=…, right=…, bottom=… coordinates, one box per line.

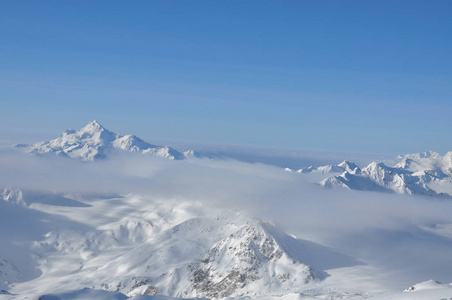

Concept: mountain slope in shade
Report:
left=24, top=121, right=185, bottom=161
left=292, top=152, right=452, bottom=198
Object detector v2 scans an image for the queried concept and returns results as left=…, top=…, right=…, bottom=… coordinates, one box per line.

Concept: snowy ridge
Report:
left=397, top=151, right=442, bottom=160
left=289, top=151, right=452, bottom=198
left=290, top=161, right=360, bottom=175
left=23, top=121, right=186, bottom=161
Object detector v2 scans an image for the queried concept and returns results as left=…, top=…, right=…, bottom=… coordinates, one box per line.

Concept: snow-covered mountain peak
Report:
left=25, top=121, right=185, bottom=161
left=294, top=160, right=360, bottom=175
left=81, top=120, right=107, bottom=133
left=185, top=220, right=322, bottom=298
left=337, top=160, right=351, bottom=167
left=363, top=161, right=386, bottom=170
left=68, top=120, right=115, bottom=144
left=442, top=151, right=452, bottom=169
left=337, top=160, right=360, bottom=173
left=394, top=157, right=413, bottom=169
left=113, top=134, right=152, bottom=151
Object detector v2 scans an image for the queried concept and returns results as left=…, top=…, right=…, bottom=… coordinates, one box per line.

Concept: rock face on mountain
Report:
left=296, top=152, right=452, bottom=198
left=24, top=121, right=185, bottom=161
left=185, top=222, right=322, bottom=298
left=101, top=219, right=325, bottom=297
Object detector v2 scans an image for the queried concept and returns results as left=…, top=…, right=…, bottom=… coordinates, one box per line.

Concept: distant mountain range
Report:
left=18, top=120, right=192, bottom=161
left=289, top=160, right=361, bottom=175
left=287, top=151, right=452, bottom=198
left=15, top=121, right=452, bottom=198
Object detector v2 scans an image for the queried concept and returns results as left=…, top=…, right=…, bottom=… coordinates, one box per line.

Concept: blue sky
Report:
left=1, top=1, right=451, bottom=155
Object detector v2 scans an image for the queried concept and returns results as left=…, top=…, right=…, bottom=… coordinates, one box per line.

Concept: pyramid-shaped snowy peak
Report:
left=26, top=121, right=185, bottom=161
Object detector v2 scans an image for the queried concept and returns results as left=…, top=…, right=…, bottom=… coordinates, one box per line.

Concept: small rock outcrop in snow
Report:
left=24, top=120, right=185, bottom=161
left=404, top=280, right=452, bottom=292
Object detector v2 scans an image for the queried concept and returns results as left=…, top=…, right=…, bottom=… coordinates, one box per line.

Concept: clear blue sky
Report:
left=1, top=1, right=451, bottom=155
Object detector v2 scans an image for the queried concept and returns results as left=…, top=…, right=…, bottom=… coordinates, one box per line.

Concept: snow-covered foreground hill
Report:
left=0, top=190, right=358, bottom=299
left=2, top=140, right=452, bottom=299
left=1, top=186, right=365, bottom=299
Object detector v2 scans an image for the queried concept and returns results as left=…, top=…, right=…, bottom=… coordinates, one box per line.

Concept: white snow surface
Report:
left=24, top=121, right=186, bottom=161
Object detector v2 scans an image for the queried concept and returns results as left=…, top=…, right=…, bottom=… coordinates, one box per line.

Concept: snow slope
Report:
left=23, top=121, right=185, bottom=161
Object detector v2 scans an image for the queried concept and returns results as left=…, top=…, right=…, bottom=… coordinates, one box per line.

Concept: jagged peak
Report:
left=87, top=120, right=103, bottom=128
left=364, top=161, right=387, bottom=170
left=79, top=120, right=112, bottom=134
left=338, top=160, right=359, bottom=168
left=338, top=160, right=351, bottom=166
left=395, top=157, right=413, bottom=169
